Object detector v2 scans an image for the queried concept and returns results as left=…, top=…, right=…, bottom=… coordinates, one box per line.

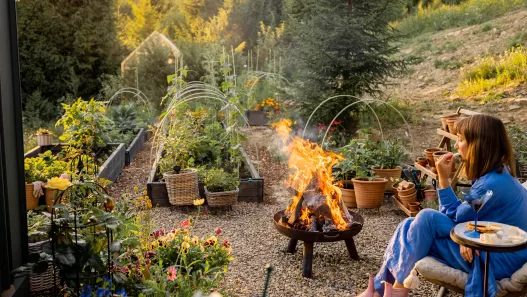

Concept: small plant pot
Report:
left=45, top=188, right=57, bottom=213
left=424, top=189, right=437, bottom=201
left=36, top=134, right=53, bottom=146
left=408, top=201, right=421, bottom=212
left=417, top=157, right=428, bottom=167
left=433, top=151, right=456, bottom=171
left=399, top=191, right=417, bottom=208
left=424, top=147, right=442, bottom=167
left=372, top=167, right=402, bottom=192
left=396, top=183, right=416, bottom=197
left=440, top=114, right=458, bottom=132
left=392, top=185, right=399, bottom=201
left=25, top=184, right=39, bottom=211
left=340, top=183, right=356, bottom=208
left=446, top=118, right=459, bottom=135
left=352, top=178, right=387, bottom=209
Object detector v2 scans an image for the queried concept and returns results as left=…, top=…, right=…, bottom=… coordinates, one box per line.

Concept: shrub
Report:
left=203, top=168, right=240, bottom=192
left=456, top=47, right=527, bottom=97
left=508, top=31, right=527, bottom=49
left=395, top=0, right=524, bottom=37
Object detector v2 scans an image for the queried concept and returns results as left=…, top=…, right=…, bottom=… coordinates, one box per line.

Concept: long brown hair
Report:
left=456, top=114, right=516, bottom=180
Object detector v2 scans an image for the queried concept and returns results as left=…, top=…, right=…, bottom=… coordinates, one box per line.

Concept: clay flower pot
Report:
left=372, top=166, right=402, bottom=192
left=417, top=157, right=428, bottom=167
left=352, top=178, right=387, bottom=209
left=440, top=114, right=458, bottom=132
left=446, top=118, right=459, bottom=135
left=433, top=151, right=456, bottom=172
left=399, top=191, right=417, bottom=208
left=340, top=180, right=356, bottom=208
left=408, top=201, right=421, bottom=212
left=424, top=189, right=437, bottom=201
left=25, top=184, right=39, bottom=211
left=424, top=147, right=442, bottom=167
left=392, top=185, right=399, bottom=201
left=397, top=183, right=416, bottom=196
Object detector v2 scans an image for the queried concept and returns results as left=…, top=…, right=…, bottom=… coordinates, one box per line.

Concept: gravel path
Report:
left=111, top=128, right=459, bottom=297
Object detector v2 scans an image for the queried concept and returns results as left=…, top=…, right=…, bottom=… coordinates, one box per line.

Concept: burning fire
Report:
left=272, top=119, right=350, bottom=231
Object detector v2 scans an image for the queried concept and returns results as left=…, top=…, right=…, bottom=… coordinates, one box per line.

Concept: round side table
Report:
left=450, top=223, right=527, bottom=297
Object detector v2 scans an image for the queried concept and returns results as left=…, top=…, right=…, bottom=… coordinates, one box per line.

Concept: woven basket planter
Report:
left=352, top=178, right=387, bottom=209
left=28, top=240, right=60, bottom=293
left=204, top=186, right=239, bottom=207
left=36, top=134, right=53, bottom=146
left=372, top=167, right=402, bottom=192
left=399, top=191, right=417, bottom=208
left=26, top=184, right=39, bottom=211
left=163, top=169, right=199, bottom=206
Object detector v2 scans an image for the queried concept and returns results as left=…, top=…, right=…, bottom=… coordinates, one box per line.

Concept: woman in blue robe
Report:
left=358, top=114, right=527, bottom=297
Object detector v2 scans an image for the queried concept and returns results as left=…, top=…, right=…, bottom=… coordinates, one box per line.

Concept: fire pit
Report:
left=274, top=210, right=363, bottom=278
left=271, top=119, right=365, bottom=278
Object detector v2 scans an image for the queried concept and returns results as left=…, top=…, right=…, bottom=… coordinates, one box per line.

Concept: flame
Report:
left=272, top=119, right=348, bottom=230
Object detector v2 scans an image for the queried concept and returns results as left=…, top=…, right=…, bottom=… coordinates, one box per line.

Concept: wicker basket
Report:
left=28, top=240, right=60, bottom=294
left=36, top=134, right=53, bottom=146
left=26, top=184, right=39, bottom=211
left=372, top=167, right=402, bottom=191
left=204, top=186, right=239, bottom=207
left=399, top=191, right=417, bottom=208
left=352, top=178, right=387, bottom=209
left=163, top=169, right=199, bottom=206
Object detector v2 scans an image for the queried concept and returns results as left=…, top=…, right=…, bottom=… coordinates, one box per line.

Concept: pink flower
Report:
left=332, top=120, right=343, bottom=126
left=179, top=220, right=189, bottom=228
left=166, top=266, right=177, bottom=281
left=203, top=210, right=208, bottom=215
left=317, top=123, right=327, bottom=132
left=60, top=173, right=70, bottom=180
left=223, top=239, right=230, bottom=248
left=216, top=227, right=222, bottom=235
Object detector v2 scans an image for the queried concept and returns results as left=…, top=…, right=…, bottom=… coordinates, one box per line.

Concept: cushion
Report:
left=416, top=256, right=527, bottom=297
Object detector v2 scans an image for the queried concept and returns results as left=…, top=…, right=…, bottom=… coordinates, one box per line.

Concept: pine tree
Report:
left=284, top=0, right=407, bottom=124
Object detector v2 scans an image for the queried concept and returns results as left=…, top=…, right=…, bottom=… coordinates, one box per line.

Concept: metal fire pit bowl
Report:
left=273, top=210, right=364, bottom=278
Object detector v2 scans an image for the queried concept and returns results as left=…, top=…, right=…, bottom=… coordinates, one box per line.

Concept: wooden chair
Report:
left=416, top=256, right=527, bottom=297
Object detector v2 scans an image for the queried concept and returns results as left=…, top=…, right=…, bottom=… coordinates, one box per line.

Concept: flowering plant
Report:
left=36, top=128, right=53, bottom=135
left=253, top=97, right=283, bottom=114
left=45, top=177, right=73, bottom=190
left=24, top=150, right=69, bottom=183
left=317, top=120, right=348, bottom=149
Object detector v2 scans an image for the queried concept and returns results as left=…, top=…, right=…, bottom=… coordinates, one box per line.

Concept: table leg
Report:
left=303, top=242, right=314, bottom=278
left=286, top=238, right=298, bottom=254
left=484, top=252, right=490, bottom=297
left=345, top=237, right=360, bottom=260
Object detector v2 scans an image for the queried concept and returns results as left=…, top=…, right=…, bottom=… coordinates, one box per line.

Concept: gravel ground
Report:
left=111, top=127, right=460, bottom=297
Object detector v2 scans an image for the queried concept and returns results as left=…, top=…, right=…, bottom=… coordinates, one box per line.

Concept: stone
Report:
left=514, top=98, right=527, bottom=106
left=509, top=104, right=521, bottom=111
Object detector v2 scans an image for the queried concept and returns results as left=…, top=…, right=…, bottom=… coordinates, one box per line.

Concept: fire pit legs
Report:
left=345, top=237, right=360, bottom=260
left=302, top=242, right=314, bottom=278
left=287, top=238, right=298, bottom=254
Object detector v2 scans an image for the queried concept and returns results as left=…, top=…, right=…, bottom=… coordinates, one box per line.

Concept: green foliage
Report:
left=371, top=139, right=409, bottom=169
left=481, top=22, right=493, bottom=32
left=17, top=0, right=120, bottom=124
left=507, top=125, right=527, bottom=167
left=24, top=151, right=69, bottom=183
left=27, top=211, right=50, bottom=243
left=434, top=59, right=466, bottom=69
left=395, top=0, right=524, bottom=37
left=56, top=98, right=114, bottom=152
left=203, top=168, right=240, bottom=192
left=508, top=31, right=527, bottom=49
left=284, top=0, right=407, bottom=125
left=108, top=104, right=138, bottom=133
left=456, top=47, right=527, bottom=97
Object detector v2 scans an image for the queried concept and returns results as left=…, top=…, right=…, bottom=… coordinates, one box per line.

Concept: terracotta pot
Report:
left=352, top=178, right=387, bottom=209
left=424, top=147, right=442, bottom=167
left=433, top=151, right=456, bottom=171
left=417, top=157, right=428, bottom=167
left=45, top=188, right=57, bottom=213
left=372, top=166, right=402, bottom=192
left=446, top=118, right=459, bottom=135
left=397, top=183, right=416, bottom=196
left=340, top=187, right=356, bottom=208
left=399, top=191, right=417, bottom=208
left=440, top=114, right=458, bottom=132
left=408, top=202, right=421, bottom=212
left=424, top=189, right=437, bottom=201
left=25, top=184, right=39, bottom=211
left=36, top=134, right=53, bottom=146
left=392, top=185, right=399, bottom=201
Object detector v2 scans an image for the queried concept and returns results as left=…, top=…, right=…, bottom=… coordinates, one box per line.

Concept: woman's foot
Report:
left=383, top=281, right=410, bottom=297
left=356, top=274, right=381, bottom=297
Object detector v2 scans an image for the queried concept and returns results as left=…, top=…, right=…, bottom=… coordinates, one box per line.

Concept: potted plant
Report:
left=24, top=157, right=46, bottom=211
left=343, top=139, right=387, bottom=209
left=36, top=128, right=53, bottom=146
left=44, top=176, right=72, bottom=212
left=204, top=168, right=240, bottom=207
left=371, top=139, right=408, bottom=191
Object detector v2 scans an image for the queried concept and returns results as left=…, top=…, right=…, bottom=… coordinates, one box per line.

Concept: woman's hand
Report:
left=460, top=245, right=480, bottom=263
left=436, top=152, right=454, bottom=189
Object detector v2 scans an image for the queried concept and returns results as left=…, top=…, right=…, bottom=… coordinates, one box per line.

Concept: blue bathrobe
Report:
left=374, top=168, right=527, bottom=297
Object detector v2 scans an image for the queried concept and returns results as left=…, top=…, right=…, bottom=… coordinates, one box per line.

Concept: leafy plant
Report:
left=108, top=104, right=138, bottom=133
left=56, top=98, right=114, bottom=152
left=36, top=128, right=53, bottom=135
left=27, top=211, right=50, bottom=243
left=507, top=125, right=527, bottom=168
left=204, top=168, right=240, bottom=192
left=24, top=150, right=69, bottom=183
left=371, top=139, right=408, bottom=169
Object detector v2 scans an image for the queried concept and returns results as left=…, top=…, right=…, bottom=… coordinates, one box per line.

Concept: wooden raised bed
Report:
left=24, top=143, right=126, bottom=183
left=147, top=144, right=264, bottom=207
left=125, top=128, right=145, bottom=165
left=245, top=110, right=270, bottom=126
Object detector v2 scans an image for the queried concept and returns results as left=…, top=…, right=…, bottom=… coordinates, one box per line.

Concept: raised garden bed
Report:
left=125, top=128, right=145, bottom=165
left=24, top=143, right=126, bottom=182
left=244, top=110, right=270, bottom=126
left=147, top=144, right=264, bottom=207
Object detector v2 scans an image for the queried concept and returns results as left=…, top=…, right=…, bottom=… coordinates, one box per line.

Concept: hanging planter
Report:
left=352, top=178, right=387, bottom=209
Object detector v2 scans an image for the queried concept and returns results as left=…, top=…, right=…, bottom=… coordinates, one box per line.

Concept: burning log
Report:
left=288, top=196, right=304, bottom=225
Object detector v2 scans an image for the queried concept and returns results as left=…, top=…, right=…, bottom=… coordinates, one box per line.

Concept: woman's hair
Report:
left=456, top=114, right=516, bottom=179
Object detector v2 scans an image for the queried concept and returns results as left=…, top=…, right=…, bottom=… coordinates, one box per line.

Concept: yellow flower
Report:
left=183, top=235, right=190, bottom=242
left=192, top=236, right=199, bottom=245
left=133, top=185, right=139, bottom=191
left=46, top=177, right=73, bottom=190
left=138, top=196, right=144, bottom=201
left=24, top=164, right=30, bottom=171
left=207, top=236, right=218, bottom=246
left=146, top=201, right=152, bottom=209
left=181, top=241, right=190, bottom=250
left=193, top=198, right=205, bottom=206
left=135, top=202, right=140, bottom=207
left=143, top=190, right=148, bottom=195
left=226, top=247, right=232, bottom=255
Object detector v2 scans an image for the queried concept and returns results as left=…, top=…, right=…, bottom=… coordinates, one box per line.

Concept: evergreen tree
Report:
left=284, top=0, right=407, bottom=125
